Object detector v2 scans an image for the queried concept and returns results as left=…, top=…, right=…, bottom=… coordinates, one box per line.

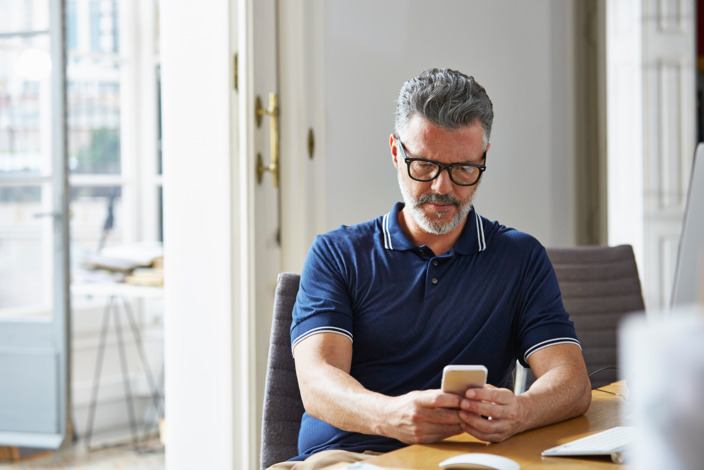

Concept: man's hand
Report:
left=377, top=389, right=465, bottom=444
left=457, top=385, right=523, bottom=442
left=296, top=335, right=590, bottom=446
left=457, top=343, right=592, bottom=443
left=294, top=333, right=469, bottom=445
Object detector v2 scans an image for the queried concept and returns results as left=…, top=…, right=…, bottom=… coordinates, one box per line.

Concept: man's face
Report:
left=391, top=115, right=488, bottom=235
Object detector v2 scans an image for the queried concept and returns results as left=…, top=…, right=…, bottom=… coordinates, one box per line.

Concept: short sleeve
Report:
left=291, top=235, right=354, bottom=352
left=515, top=243, right=580, bottom=366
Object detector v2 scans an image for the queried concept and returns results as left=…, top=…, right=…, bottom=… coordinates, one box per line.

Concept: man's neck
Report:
left=397, top=209, right=467, bottom=256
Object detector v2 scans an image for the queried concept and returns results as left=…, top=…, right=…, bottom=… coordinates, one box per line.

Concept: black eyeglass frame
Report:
left=395, top=135, right=487, bottom=187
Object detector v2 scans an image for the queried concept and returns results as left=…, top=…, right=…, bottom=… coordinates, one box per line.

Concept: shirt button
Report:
left=431, top=278, right=438, bottom=285
left=432, top=260, right=439, bottom=266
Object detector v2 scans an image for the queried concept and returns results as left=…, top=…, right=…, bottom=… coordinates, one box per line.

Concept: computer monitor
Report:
left=617, top=143, right=704, bottom=469
left=671, top=143, right=704, bottom=307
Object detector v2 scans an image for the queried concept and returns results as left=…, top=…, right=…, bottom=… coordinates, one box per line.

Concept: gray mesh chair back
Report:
left=521, top=245, right=645, bottom=389
left=260, top=273, right=304, bottom=470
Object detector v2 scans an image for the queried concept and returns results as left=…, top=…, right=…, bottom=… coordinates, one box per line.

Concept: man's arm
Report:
left=293, top=332, right=467, bottom=444
left=457, top=343, right=591, bottom=442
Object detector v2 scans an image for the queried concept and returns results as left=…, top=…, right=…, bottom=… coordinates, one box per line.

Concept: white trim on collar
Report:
left=384, top=208, right=486, bottom=252
left=475, top=210, right=486, bottom=252
left=383, top=212, right=393, bottom=250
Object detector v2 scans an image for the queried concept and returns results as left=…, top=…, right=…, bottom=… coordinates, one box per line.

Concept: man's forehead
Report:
left=404, top=114, right=482, bottom=137
left=402, top=117, right=484, bottom=148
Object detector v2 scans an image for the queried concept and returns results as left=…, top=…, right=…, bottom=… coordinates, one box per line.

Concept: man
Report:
left=270, top=68, right=591, bottom=470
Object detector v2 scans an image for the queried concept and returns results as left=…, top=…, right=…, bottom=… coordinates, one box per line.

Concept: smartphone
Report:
left=441, top=365, right=488, bottom=395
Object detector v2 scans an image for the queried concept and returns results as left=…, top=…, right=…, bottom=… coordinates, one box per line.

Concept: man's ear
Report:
left=484, top=142, right=491, bottom=162
left=390, top=134, right=400, bottom=169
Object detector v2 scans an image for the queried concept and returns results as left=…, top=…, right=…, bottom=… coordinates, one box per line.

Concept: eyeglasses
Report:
left=395, top=135, right=486, bottom=187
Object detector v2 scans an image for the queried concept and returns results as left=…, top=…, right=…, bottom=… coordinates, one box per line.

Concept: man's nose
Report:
left=431, top=168, right=454, bottom=193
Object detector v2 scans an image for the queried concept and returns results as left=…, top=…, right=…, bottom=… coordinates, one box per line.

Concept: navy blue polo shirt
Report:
left=290, top=202, right=579, bottom=459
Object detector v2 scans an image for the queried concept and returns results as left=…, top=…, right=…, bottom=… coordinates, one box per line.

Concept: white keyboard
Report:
left=542, top=426, right=636, bottom=464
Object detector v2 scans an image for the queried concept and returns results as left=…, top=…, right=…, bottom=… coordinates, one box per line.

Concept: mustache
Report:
left=416, top=193, right=460, bottom=207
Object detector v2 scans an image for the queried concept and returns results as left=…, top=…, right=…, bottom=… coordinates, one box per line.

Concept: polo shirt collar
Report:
left=382, top=202, right=487, bottom=255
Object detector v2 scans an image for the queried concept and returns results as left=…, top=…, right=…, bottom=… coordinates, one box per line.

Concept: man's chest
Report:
left=347, top=252, right=523, bottom=355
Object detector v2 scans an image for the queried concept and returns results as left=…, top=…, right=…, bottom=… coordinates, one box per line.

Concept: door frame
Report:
left=0, top=0, right=70, bottom=449
left=52, top=0, right=71, bottom=447
left=161, top=0, right=246, bottom=468
left=161, top=1, right=315, bottom=467
left=237, top=0, right=319, bottom=464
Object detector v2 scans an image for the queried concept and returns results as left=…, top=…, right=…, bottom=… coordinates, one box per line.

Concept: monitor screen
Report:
left=671, top=143, right=704, bottom=307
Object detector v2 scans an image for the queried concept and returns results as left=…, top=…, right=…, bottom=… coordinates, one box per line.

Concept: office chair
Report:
left=260, top=273, right=304, bottom=470
left=515, top=245, right=645, bottom=392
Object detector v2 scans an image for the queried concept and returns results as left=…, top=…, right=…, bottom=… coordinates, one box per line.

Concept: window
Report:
left=0, top=0, right=54, bottom=316
left=67, top=0, right=162, bottom=287
left=0, top=0, right=162, bottom=317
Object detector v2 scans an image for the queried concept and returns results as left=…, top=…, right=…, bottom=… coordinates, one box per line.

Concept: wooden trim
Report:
left=0, top=446, right=51, bottom=463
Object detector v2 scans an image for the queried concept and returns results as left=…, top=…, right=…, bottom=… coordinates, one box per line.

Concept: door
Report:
left=251, top=0, right=282, bottom=450
left=249, top=0, right=324, bottom=458
left=0, top=0, right=70, bottom=448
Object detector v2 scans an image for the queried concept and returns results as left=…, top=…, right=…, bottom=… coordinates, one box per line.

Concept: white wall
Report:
left=161, top=1, right=243, bottom=468
left=320, top=0, right=578, bottom=247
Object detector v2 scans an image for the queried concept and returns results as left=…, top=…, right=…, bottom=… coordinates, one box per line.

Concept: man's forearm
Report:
left=294, top=333, right=466, bottom=444
left=516, top=363, right=592, bottom=433
left=298, top=360, right=390, bottom=436
left=457, top=343, right=591, bottom=443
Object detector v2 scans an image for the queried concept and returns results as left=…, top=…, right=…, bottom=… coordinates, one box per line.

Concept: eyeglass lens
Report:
left=408, top=160, right=481, bottom=186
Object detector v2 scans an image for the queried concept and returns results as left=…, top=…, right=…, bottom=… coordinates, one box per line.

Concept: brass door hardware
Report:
left=307, top=128, right=315, bottom=159
left=233, top=53, right=238, bottom=92
left=255, top=93, right=279, bottom=187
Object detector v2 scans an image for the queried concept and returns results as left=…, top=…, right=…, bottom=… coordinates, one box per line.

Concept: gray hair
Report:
left=394, top=68, right=494, bottom=150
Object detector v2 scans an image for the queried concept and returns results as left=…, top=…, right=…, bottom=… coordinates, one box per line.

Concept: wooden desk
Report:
left=363, top=382, right=628, bottom=469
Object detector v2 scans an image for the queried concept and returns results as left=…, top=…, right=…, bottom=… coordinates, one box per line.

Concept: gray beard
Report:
left=397, top=170, right=473, bottom=235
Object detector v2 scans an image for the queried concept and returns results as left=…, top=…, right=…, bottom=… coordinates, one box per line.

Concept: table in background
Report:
left=72, top=281, right=163, bottom=299
left=363, top=382, right=627, bottom=469
left=71, top=282, right=163, bottom=450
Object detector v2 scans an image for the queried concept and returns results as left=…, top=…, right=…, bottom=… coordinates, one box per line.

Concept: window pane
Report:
left=69, top=185, right=124, bottom=280
left=89, top=1, right=101, bottom=52
left=0, top=34, right=53, bottom=177
left=0, top=0, right=49, bottom=34
left=0, top=184, right=52, bottom=316
left=67, top=0, right=121, bottom=175
left=156, top=64, right=162, bottom=175
left=157, top=186, right=163, bottom=241
left=66, top=1, right=78, bottom=51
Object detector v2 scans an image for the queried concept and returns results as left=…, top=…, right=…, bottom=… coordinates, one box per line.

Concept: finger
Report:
left=398, top=422, right=464, bottom=445
left=465, top=386, right=512, bottom=405
left=419, top=390, right=464, bottom=409
left=460, top=398, right=504, bottom=419
left=416, top=406, right=465, bottom=425
left=437, top=408, right=465, bottom=425
left=423, top=423, right=465, bottom=440
left=459, top=420, right=507, bottom=443
left=459, top=414, right=512, bottom=443
left=459, top=410, right=499, bottom=432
